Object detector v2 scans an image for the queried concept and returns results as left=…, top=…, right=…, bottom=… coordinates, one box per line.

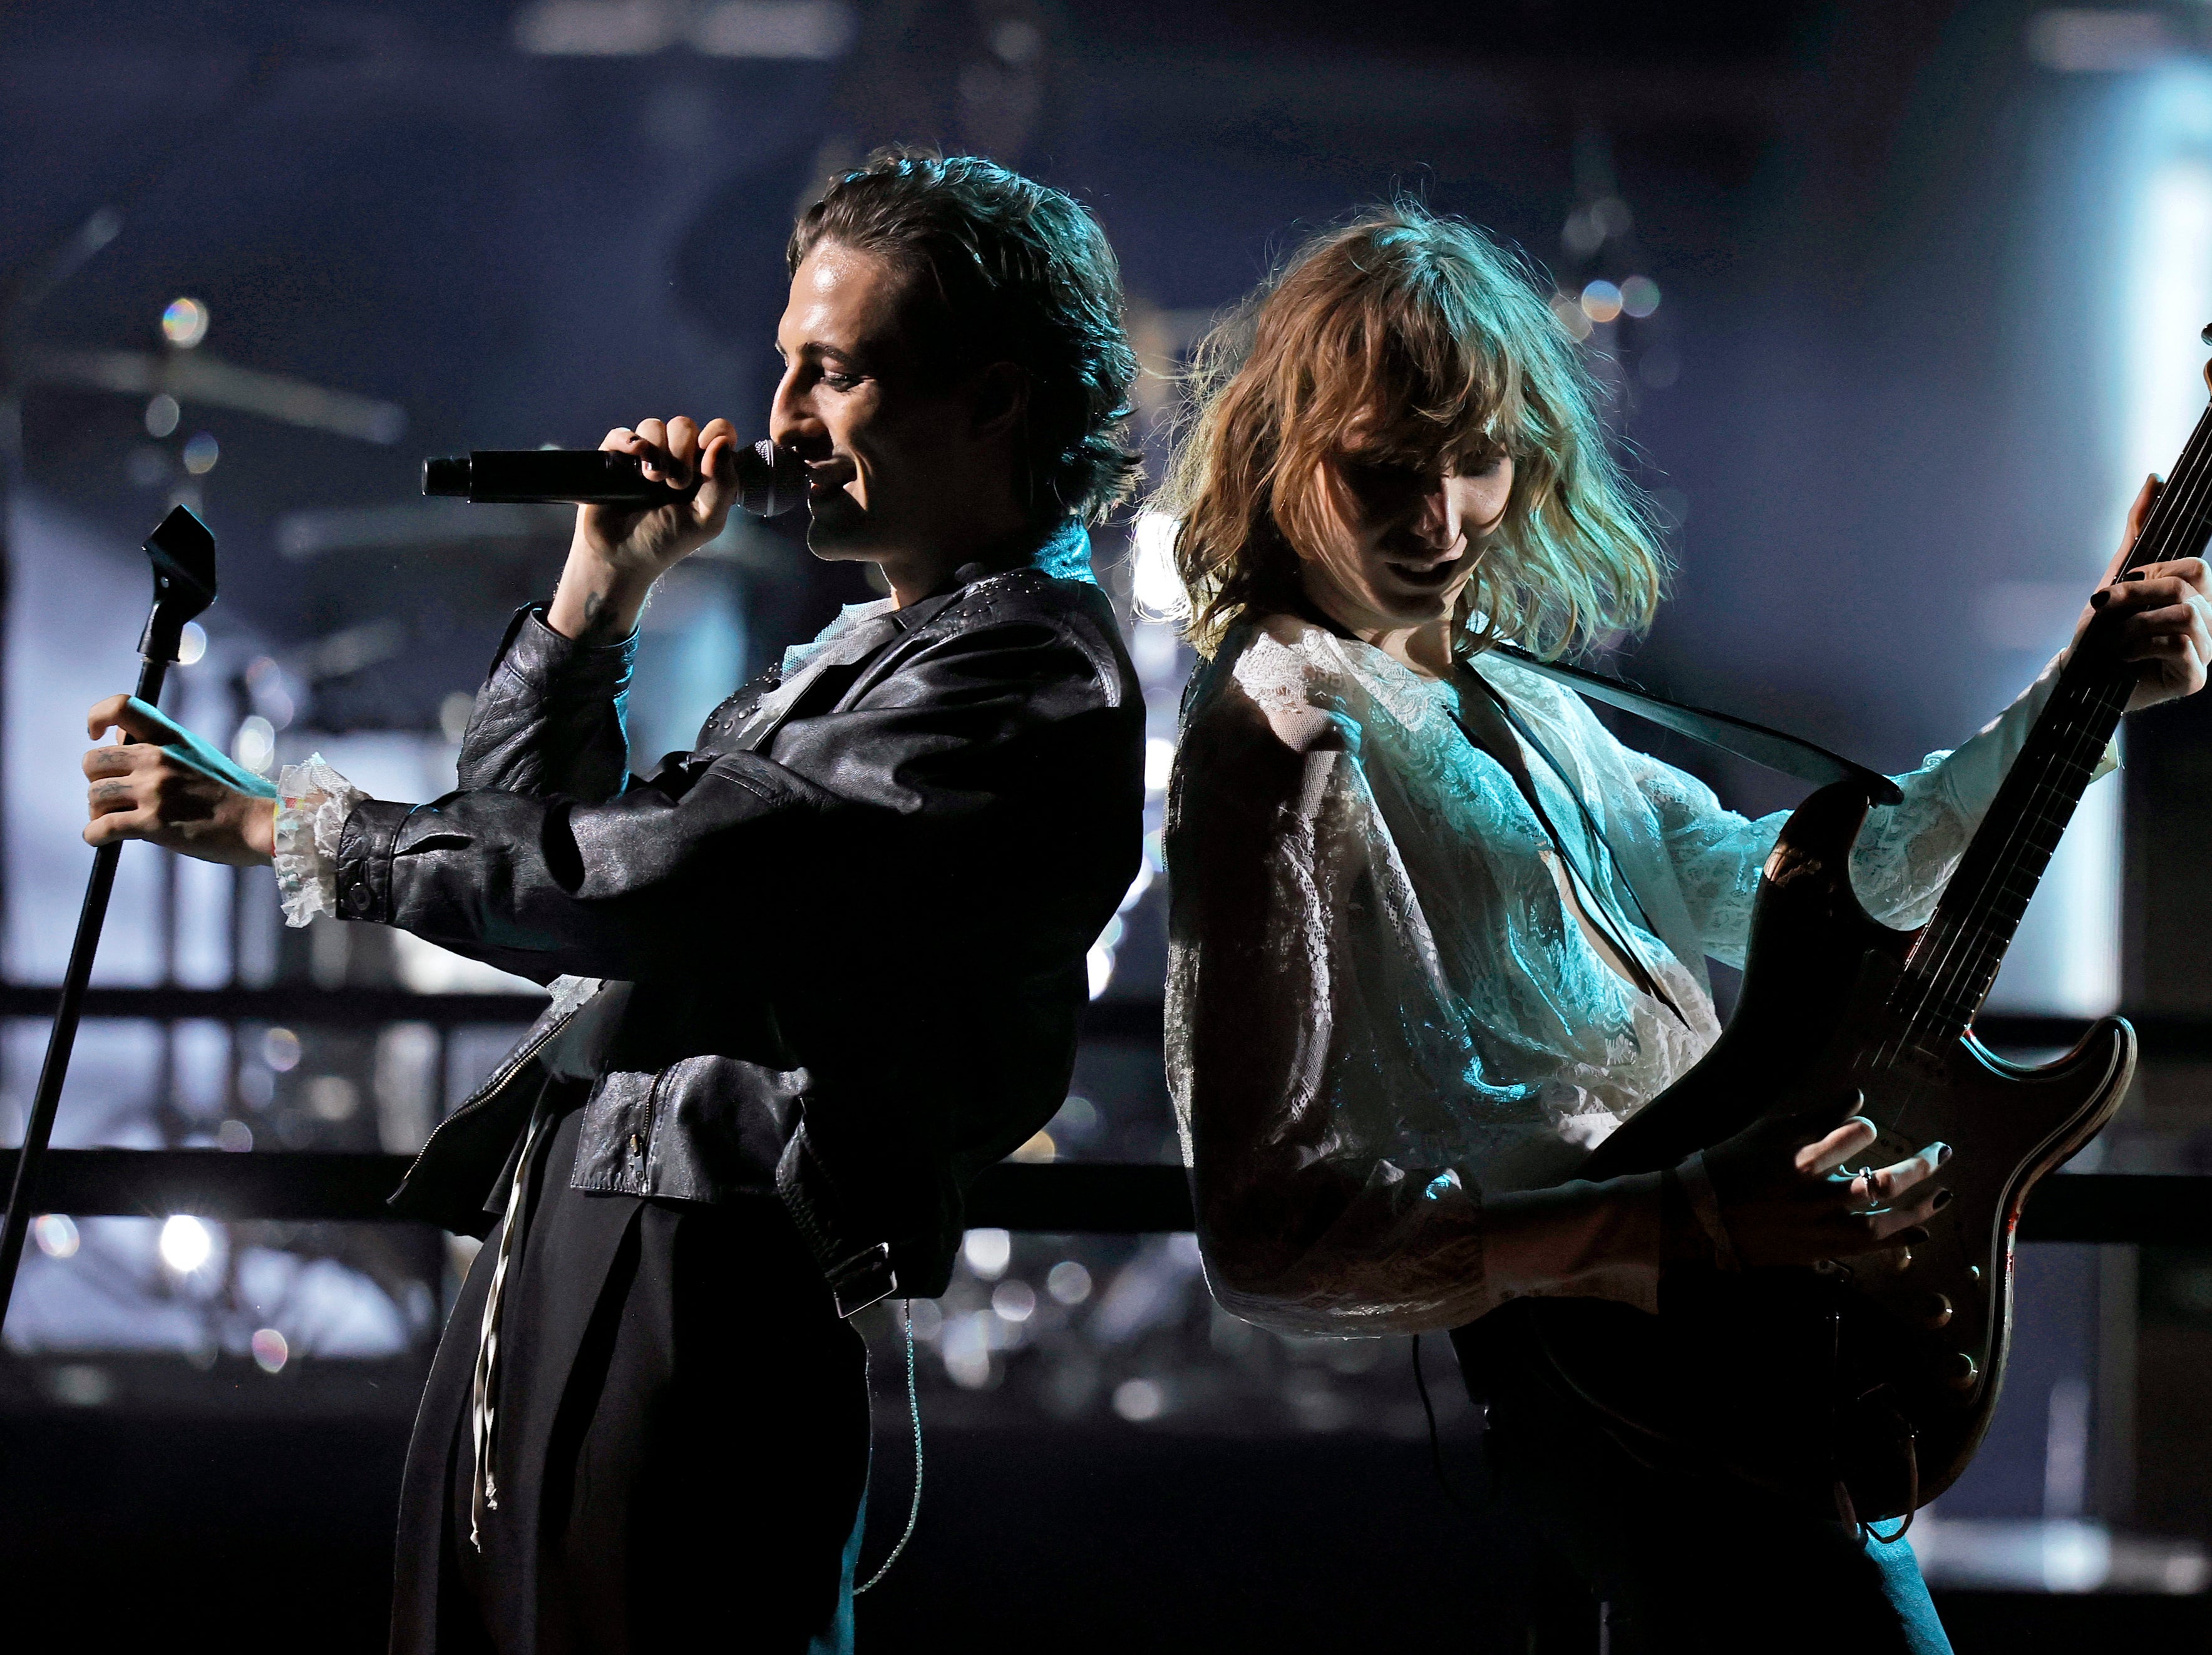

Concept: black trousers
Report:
left=393, top=1108, right=871, bottom=1654
left=1450, top=1323, right=1950, bottom=1655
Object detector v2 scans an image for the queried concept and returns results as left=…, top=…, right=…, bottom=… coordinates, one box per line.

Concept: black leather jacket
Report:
left=347, top=541, right=1144, bottom=1312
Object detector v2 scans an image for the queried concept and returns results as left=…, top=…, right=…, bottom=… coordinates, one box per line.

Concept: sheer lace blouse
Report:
left=1164, top=615, right=2103, bottom=1336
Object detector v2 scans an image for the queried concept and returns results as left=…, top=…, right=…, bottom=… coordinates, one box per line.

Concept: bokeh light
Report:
left=143, top=393, right=180, bottom=438
left=232, top=715, right=275, bottom=775
left=990, top=1279, right=1037, bottom=1323
left=32, top=1213, right=80, bottom=1258
left=962, top=1227, right=1011, bottom=1281
left=1580, top=279, right=1624, bottom=324
left=1113, top=1377, right=1166, bottom=1422
left=177, top=621, right=207, bottom=666
left=250, top=1327, right=289, bottom=1373
left=1550, top=292, right=1594, bottom=342
left=1620, top=274, right=1662, bottom=318
left=161, top=296, right=210, bottom=348
left=1046, top=1259, right=1092, bottom=1304
left=182, top=432, right=220, bottom=475
left=262, top=1027, right=302, bottom=1072
left=158, top=1214, right=212, bottom=1273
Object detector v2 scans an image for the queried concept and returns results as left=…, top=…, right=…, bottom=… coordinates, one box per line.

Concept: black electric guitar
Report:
left=1515, top=343, right=2212, bottom=1527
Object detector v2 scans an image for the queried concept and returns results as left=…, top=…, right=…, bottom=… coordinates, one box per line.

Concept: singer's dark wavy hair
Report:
left=790, top=147, right=1140, bottom=527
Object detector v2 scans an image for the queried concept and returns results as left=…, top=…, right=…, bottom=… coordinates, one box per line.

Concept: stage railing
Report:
left=6, top=987, right=2209, bottom=1241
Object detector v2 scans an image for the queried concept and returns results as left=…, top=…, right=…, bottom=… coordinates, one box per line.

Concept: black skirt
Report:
left=391, top=1106, right=871, bottom=1654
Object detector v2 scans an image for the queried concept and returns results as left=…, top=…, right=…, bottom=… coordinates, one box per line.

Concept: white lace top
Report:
left=1164, top=615, right=2102, bottom=1336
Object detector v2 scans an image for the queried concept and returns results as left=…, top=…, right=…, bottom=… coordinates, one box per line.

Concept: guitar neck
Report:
left=1886, top=399, right=2212, bottom=1052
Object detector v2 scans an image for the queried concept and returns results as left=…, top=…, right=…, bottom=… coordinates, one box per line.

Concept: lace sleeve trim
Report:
left=273, top=754, right=369, bottom=928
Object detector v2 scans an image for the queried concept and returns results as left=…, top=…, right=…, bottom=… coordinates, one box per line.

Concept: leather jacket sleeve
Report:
left=331, top=602, right=1133, bottom=986
left=455, top=607, right=638, bottom=802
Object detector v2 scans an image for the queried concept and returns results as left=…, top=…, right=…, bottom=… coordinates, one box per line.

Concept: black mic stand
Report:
left=0, top=505, right=217, bottom=1329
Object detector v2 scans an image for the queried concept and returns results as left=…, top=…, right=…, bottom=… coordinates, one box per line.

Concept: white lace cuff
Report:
left=274, top=754, right=369, bottom=928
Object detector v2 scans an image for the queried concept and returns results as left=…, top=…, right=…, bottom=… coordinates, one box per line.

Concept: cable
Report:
left=855, top=1299, right=923, bottom=1595
left=1411, top=1333, right=1476, bottom=1515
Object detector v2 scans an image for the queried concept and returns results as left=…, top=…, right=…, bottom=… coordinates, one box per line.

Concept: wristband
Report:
left=1675, top=1150, right=1741, bottom=1273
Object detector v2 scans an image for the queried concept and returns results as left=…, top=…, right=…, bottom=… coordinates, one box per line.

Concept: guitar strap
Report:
left=1486, top=643, right=1901, bottom=805
left=1279, top=598, right=1899, bottom=799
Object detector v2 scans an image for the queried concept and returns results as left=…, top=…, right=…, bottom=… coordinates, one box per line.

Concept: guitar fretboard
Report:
left=1878, top=397, right=2212, bottom=1065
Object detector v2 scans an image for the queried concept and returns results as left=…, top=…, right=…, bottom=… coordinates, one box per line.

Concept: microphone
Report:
left=421, top=442, right=807, bottom=518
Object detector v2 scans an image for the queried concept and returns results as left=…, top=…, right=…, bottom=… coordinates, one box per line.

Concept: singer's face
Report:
left=771, top=241, right=1014, bottom=574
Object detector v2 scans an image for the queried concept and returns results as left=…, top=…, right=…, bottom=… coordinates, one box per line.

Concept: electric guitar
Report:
left=1516, top=341, right=2212, bottom=1527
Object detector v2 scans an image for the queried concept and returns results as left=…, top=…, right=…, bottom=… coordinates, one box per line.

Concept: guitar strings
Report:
left=1903, top=400, right=2212, bottom=1010
left=1879, top=404, right=2212, bottom=1061
left=1882, top=413, right=2212, bottom=1055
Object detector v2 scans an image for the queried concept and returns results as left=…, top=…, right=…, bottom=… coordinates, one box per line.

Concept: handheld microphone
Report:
left=421, top=442, right=807, bottom=518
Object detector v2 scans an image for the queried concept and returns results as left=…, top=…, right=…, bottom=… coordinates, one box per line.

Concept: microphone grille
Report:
left=734, top=440, right=806, bottom=518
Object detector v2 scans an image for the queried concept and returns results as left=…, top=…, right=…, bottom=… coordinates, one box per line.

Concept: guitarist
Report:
left=1160, top=205, right=2211, bottom=1653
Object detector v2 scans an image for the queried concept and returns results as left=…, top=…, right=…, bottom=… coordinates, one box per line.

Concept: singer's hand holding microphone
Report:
left=547, top=418, right=792, bottom=645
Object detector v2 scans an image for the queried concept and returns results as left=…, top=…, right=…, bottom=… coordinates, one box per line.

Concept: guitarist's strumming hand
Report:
left=1679, top=1098, right=1950, bottom=1271
left=2076, top=471, right=2212, bottom=714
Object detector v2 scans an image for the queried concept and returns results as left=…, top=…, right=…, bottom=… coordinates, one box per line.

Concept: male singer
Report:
left=81, top=150, right=1145, bottom=1652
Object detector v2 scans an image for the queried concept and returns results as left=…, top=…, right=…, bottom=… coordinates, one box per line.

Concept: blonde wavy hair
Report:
left=1161, top=204, right=1667, bottom=659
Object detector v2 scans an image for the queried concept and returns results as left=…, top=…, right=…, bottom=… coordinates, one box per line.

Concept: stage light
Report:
left=1580, top=280, right=1623, bottom=324
left=161, top=297, right=209, bottom=349
left=251, top=1327, right=289, bottom=1373
left=1620, top=275, right=1661, bottom=318
left=158, top=1214, right=212, bottom=1273
left=1550, top=293, right=1594, bottom=343
left=963, top=1227, right=1012, bottom=1281
left=144, top=394, right=180, bottom=438
left=991, top=1280, right=1037, bottom=1323
left=216, top=1119, right=253, bottom=1152
left=1144, top=737, right=1176, bottom=795
left=1047, top=1261, right=1092, bottom=1305
left=1129, top=511, right=1186, bottom=619
left=1112, top=1377, right=1165, bottom=1422
left=177, top=621, right=207, bottom=666
left=33, top=1214, right=80, bottom=1259
left=182, top=432, right=219, bottom=475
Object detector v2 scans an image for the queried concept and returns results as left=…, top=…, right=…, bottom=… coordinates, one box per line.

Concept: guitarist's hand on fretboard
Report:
left=2071, top=471, right=2212, bottom=713
left=1688, top=1099, right=1953, bottom=1273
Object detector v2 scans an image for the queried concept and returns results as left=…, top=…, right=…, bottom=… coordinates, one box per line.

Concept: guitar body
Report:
left=1529, top=780, right=2135, bottom=1520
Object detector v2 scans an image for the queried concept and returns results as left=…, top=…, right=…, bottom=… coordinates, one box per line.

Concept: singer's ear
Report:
left=967, top=361, right=1029, bottom=438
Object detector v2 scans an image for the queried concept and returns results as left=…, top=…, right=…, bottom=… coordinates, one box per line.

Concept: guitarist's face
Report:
left=1297, top=436, right=1515, bottom=645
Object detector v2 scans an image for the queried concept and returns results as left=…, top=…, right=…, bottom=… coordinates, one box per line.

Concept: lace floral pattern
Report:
left=1165, top=618, right=2099, bottom=1336
left=273, top=754, right=368, bottom=928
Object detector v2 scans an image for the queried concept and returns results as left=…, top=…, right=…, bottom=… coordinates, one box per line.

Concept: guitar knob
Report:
left=1918, top=1293, right=1953, bottom=1328
left=1939, top=1351, right=1978, bottom=1391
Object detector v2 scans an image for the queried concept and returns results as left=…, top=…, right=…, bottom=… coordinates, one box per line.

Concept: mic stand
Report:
left=0, top=505, right=217, bottom=1329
